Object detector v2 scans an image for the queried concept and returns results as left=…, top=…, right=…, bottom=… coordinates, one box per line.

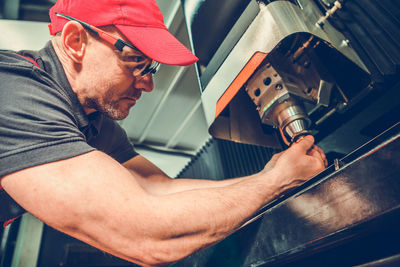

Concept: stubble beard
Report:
left=85, top=90, right=131, bottom=121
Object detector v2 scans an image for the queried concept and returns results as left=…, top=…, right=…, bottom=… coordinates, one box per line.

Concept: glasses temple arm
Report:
left=55, top=12, right=99, bottom=36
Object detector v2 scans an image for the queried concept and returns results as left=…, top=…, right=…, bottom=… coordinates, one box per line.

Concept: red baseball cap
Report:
left=48, top=0, right=198, bottom=66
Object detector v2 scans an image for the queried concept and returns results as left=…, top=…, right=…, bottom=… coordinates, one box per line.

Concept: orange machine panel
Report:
left=215, top=52, right=267, bottom=118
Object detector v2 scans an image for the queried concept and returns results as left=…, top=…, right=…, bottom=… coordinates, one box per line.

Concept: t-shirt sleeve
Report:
left=88, top=117, right=138, bottom=164
left=0, top=58, right=95, bottom=177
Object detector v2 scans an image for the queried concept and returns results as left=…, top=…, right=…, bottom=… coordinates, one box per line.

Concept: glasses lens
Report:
left=141, top=61, right=160, bottom=76
left=115, top=41, right=159, bottom=78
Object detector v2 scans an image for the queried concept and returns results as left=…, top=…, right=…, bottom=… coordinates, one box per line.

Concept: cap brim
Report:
left=115, top=25, right=198, bottom=66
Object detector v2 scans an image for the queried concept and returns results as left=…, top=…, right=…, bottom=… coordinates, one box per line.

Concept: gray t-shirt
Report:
left=0, top=42, right=138, bottom=222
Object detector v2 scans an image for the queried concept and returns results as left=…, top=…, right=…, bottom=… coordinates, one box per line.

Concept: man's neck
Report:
left=51, top=38, right=96, bottom=116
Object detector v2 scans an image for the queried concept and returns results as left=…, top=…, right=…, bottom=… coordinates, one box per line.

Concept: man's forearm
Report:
left=127, top=170, right=249, bottom=195
left=172, top=176, right=247, bottom=190
left=130, top=170, right=253, bottom=195
left=124, top=155, right=249, bottom=195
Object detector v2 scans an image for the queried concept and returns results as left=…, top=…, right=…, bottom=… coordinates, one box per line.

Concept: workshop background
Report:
left=0, top=0, right=400, bottom=266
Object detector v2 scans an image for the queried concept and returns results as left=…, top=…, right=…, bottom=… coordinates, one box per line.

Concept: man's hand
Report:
left=264, top=135, right=327, bottom=196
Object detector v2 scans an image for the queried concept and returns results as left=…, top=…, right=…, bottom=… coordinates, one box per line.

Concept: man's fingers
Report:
left=293, top=135, right=315, bottom=152
left=307, top=145, right=327, bottom=167
left=314, top=145, right=328, bottom=167
left=311, top=145, right=328, bottom=167
left=294, top=136, right=328, bottom=167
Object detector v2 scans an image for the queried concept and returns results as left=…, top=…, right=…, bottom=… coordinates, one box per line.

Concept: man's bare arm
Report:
left=0, top=136, right=325, bottom=266
left=124, top=137, right=327, bottom=196
left=123, top=155, right=257, bottom=195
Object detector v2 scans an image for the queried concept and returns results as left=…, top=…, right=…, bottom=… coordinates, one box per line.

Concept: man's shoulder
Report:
left=0, top=50, right=35, bottom=68
left=0, top=48, right=71, bottom=100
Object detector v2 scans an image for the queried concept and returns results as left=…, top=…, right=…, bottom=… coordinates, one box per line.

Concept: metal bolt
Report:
left=340, top=39, right=350, bottom=48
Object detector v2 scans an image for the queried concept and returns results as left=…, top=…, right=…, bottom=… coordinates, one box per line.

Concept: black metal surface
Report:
left=180, top=0, right=258, bottom=91
left=180, top=0, right=251, bottom=70
left=250, top=121, right=400, bottom=224
left=244, top=123, right=400, bottom=265
left=354, top=254, right=400, bottom=267
left=328, top=0, right=400, bottom=84
left=262, top=209, right=400, bottom=267
left=301, top=0, right=400, bottom=158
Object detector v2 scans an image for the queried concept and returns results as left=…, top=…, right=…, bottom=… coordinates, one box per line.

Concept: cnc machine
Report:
left=178, top=0, right=400, bottom=265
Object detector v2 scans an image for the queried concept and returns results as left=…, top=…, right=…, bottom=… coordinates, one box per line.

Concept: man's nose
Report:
left=136, top=74, right=154, bottom=92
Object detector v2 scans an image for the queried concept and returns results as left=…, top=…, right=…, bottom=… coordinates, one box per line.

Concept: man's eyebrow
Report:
left=121, top=54, right=149, bottom=62
left=120, top=48, right=149, bottom=58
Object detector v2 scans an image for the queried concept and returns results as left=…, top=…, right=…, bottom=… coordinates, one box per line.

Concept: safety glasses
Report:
left=55, top=12, right=160, bottom=77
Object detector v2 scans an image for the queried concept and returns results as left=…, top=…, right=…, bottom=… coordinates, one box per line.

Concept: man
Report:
left=0, top=0, right=327, bottom=265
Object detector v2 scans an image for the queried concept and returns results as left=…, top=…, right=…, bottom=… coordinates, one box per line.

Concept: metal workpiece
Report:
left=257, top=94, right=311, bottom=144
left=271, top=99, right=311, bottom=144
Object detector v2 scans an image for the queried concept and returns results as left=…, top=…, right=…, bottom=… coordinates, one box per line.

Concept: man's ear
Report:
left=60, top=21, right=88, bottom=63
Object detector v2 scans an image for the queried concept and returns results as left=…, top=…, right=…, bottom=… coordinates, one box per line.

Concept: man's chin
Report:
left=102, top=106, right=132, bottom=120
